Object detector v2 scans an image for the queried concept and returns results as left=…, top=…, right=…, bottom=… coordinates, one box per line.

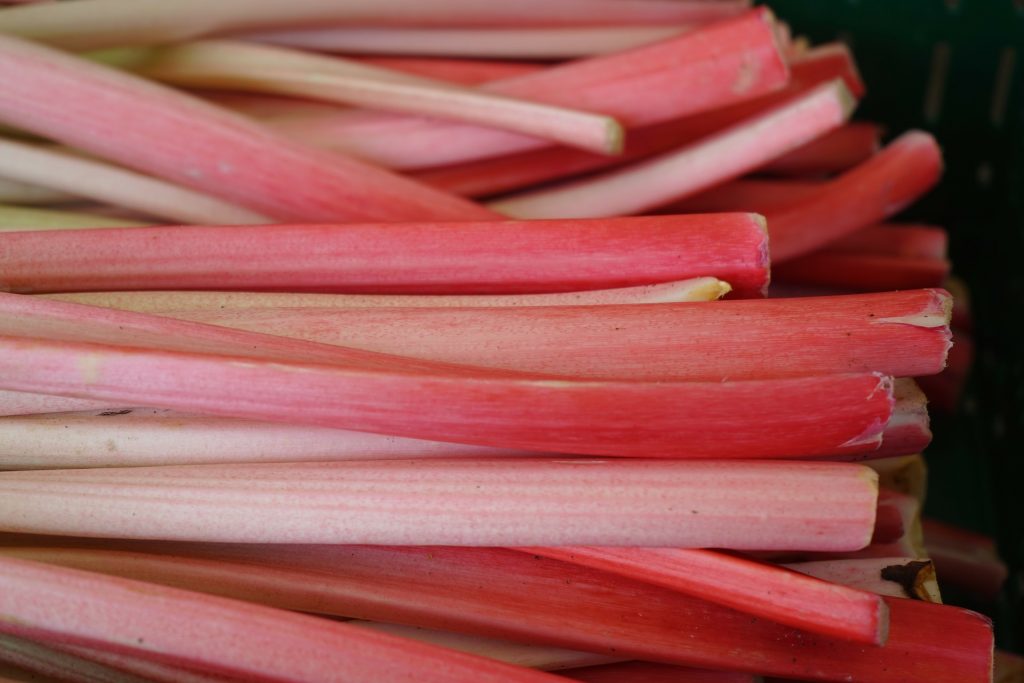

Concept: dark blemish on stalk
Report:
left=880, top=560, right=934, bottom=600
left=99, top=409, right=132, bottom=416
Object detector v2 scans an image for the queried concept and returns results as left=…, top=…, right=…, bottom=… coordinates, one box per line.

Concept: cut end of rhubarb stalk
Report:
left=880, top=559, right=942, bottom=602
left=603, top=118, right=625, bottom=156
left=750, top=212, right=771, bottom=296
left=839, top=373, right=893, bottom=452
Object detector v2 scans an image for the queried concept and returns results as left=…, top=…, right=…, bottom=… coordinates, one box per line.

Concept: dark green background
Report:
left=763, top=0, right=1023, bottom=651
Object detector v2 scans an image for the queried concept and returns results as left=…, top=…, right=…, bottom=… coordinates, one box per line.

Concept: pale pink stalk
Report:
left=353, top=623, right=622, bottom=671
left=0, top=408, right=538, bottom=468
left=490, top=80, right=855, bottom=219
left=122, top=289, right=952, bottom=382
left=357, top=57, right=542, bottom=85
left=0, top=556, right=564, bottom=683
left=248, top=25, right=693, bottom=60
left=785, top=557, right=941, bottom=602
left=131, top=40, right=624, bottom=154
left=524, top=547, right=888, bottom=644
left=0, top=389, right=110, bottom=417
left=0, top=204, right=147, bottom=231
left=42, top=277, right=731, bottom=312
left=0, top=214, right=771, bottom=297
left=268, top=10, right=789, bottom=169
left=0, top=544, right=994, bottom=683
left=0, top=459, right=881, bottom=549
left=0, top=138, right=269, bottom=225
left=0, top=0, right=750, bottom=50
left=0, top=34, right=495, bottom=222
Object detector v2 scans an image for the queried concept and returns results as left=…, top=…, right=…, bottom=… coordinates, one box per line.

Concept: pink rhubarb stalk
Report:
left=0, top=544, right=993, bottom=683
left=768, top=131, right=944, bottom=261
left=0, top=0, right=749, bottom=50
left=0, top=138, right=269, bottom=225
left=268, top=9, right=789, bottom=169
left=128, top=40, right=624, bottom=154
left=760, top=122, right=881, bottom=175
left=42, top=276, right=732, bottom=312
left=523, top=547, right=888, bottom=644
left=0, top=33, right=495, bottom=222
left=357, top=57, right=542, bottom=85
left=785, top=557, right=941, bottom=602
left=0, top=459, right=880, bottom=548
left=489, top=80, right=855, bottom=219
left=0, top=177, right=76, bottom=205
left=0, top=408, right=539, bottom=469
left=0, top=214, right=771, bottom=297
left=0, top=556, right=564, bottom=683
left=872, top=379, right=933, bottom=459
left=119, top=289, right=953, bottom=381
left=830, top=224, right=949, bottom=259
left=247, top=25, right=693, bottom=60
left=666, top=177, right=823, bottom=214
left=0, top=632, right=148, bottom=683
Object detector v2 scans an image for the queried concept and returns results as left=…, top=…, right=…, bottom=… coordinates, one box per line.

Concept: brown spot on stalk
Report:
left=880, top=560, right=936, bottom=600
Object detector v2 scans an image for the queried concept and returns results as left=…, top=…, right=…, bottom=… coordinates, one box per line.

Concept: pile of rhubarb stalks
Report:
left=0, top=1, right=1002, bottom=682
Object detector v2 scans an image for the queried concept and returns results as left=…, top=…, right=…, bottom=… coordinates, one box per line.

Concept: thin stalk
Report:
left=0, top=139, right=269, bottom=225
left=41, top=277, right=732, bottom=312
left=269, top=9, right=789, bottom=169
left=0, top=34, right=495, bottom=222
left=0, top=459, right=880, bottom=548
left=522, top=547, right=888, bottom=644
left=0, top=0, right=750, bottom=50
left=0, top=556, right=565, bottom=683
left=0, top=544, right=994, bottom=683
left=0, top=214, right=771, bottom=297
left=0, top=204, right=147, bottom=231
left=0, top=177, right=77, bottom=205
left=123, top=40, right=624, bottom=154
left=246, top=25, right=693, bottom=60
left=785, top=557, right=941, bottom=602
left=357, top=57, right=542, bottom=85
left=111, top=288, right=953, bottom=381
left=490, top=80, right=855, bottom=219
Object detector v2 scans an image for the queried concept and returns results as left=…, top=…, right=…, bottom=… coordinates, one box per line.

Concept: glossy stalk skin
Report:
left=0, top=34, right=495, bottom=223
left=523, top=547, right=888, bottom=644
left=248, top=25, right=694, bottom=61
left=0, top=0, right=750, bottom=50
left=769, top=131, right=944, bottom=261
left=0, top=214, right=771, bottom=297
left=786, top=557, right=941, bottom=602
left=0, top=459, right=881, bottom=548
left=270, top=10, right=789, bottom=170
left=128, top=40, right=624, bottom=154
left=42, top=277, right=731, bottom=312
left=490, top=81, right=855, bottom=219
left=0, top=544, right=994, bottom=683
left=0, top=138, right=269, bottom=225
left=0, top=556, right=565, bottom=683
left=129, top=289, right=953, bottom=382
left=760, top=122, right=880, bottom=175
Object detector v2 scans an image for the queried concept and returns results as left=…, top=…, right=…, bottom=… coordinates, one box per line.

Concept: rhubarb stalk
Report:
left=785, top=557, right=942, bottom=602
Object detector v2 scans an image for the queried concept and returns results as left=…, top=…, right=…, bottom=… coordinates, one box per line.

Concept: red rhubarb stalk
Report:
left=247, top=25, right=693, bottom=60
left=830, top=224, right=949, bottom=259
left=0, top=459, right=880, bottom=548
left=490, top=80, right=855, bottom=219
left=565, top=662, right=755, bottom=683
left=0, top=0, right=750, bottom=50
left=120, top=289, right=953, bottom=381
left=127, top=40, right=624, bottom=154
left=0, top=544, right=993, bottom=683
left=42, top=277, right=731, bottom=312
left=0, top=556, right=565, bottom=683
left=760, top=122, right=881, bottom=175
left=785, top=557, right=941, bottom=602
left=268, top=10, right=789, bottom=169
left=773, top=252, right=951, bottom=291
left=0, top=34, right=496, bottom=222
left=0, top=214, right=770, bottom=297
left=666, top=178, right=823, bottom=214
left=768, top=131, right=944, bottom=261
left=0, top=138, right=269, bottom=225
left=871, top=379, right=932, bottom=459
left=522, top=546, right=889, bottom=644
